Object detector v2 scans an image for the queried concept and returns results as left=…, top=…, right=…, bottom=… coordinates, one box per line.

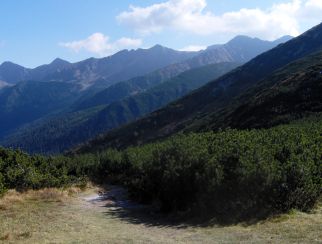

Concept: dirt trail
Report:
left=0, top=186, right=321, bottom=243
left=83, top=185, right=144, bottom=210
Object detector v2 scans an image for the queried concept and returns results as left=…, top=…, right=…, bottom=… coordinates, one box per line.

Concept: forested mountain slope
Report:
left=0, top=46, right=197, bottom=138
left=77, top=23, right=322, bottom=151
left=0, top=81, right=80, bottom=138
left=3, top=63, right=239, bottom=153
left=217, top=51, right=322, bottom=129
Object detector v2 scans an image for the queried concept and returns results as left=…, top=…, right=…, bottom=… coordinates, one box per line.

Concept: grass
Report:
left=0, top=187, right=321, bottom=243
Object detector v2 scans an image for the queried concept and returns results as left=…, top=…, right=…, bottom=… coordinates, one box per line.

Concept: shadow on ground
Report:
left=85, top=185, right=273, bottom=229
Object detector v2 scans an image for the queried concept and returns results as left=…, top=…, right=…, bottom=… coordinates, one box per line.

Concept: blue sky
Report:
left=0, top=0, right=321, bottom=67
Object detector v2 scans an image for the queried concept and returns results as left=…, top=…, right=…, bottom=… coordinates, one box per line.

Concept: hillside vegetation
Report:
left=0, top=148, right=86, bottom=196
left=75, top=116, right=322, bottom=222
left=2, top=116, right=321, bottom=223
left=82, top=24, right=322, bottom=151
left=219, top=51, right=322, bottom=129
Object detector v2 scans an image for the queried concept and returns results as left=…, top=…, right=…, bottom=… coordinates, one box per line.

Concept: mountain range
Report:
left=0, top=46, right=198, bottom=137
left=0, top=46, right=196, bottom=88
left=0, top=35, right=292, bottom=153
left=3, top=62, right=239, bottom=153
left=73, top=23, right=322, bottom=153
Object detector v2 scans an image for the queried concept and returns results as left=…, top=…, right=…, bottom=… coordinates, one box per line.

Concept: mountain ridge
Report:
left=2, top=62, right=239, bottom=153
left=74, top=23, right=322, bottom=152
left=0, top=45, right=197, bottom=88
left=74, top=35, right=291, bottom=111
left=0, top=35, right=294, bottom=153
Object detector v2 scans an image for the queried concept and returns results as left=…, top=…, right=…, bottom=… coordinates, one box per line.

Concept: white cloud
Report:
left=60, top=33, right=142, bottom=56
left=305, top=0, right=322, bottom=9
left=117, top=0, right=322, bottom=40
left=179, top=45, right=206, bottom=51
left=302, top=0, right=322, bottom=20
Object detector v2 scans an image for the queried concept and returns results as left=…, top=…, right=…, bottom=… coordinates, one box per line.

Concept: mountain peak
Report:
left=151, top=44, right=165, bottom=49
left=149, top=44, right=172, bottom=51
left=50, top=58, right=70, bottom=66
left=273, top=35, right=293, bottom=44
left=227, top=35, right=261, bottom=45
left=0, top=61, right=24, bottom=69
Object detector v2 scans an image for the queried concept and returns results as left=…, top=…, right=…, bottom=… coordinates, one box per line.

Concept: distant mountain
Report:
left=0, top=36, right=291, bottom=89
left=74, top=35, right=291, bottom=111
left=2, top=62, right=239, bottom=153
left=0, top=59, right=73, bottom=84
left=29, top=58, right=72, bottom=81
left=0, top=81, right=80, bottom=138
left=36, top=46, right=198, bottom=91
left=273, top=35, right=294, bottom=44
left=206, top=35, right=293, bottom=62
left=0, top=35, right=292, bottom=153
left=0, top=62, right=30, bottom=84
left=75, top=24, right=322, bottom=152
left=0, top=46, right=197, bottom=89
left=0, top=46, right=197, bottom=138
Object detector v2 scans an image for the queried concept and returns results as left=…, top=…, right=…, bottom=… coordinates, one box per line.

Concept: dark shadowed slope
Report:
left=215, top=51, right=322, bottom=129
left=0, top=81, right=81, bottom=138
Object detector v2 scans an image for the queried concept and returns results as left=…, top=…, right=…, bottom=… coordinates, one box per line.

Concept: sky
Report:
left=0, top=0, right=321, bottom=68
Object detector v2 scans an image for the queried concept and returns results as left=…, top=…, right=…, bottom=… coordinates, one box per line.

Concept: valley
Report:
left=0, top=3, right=322, bottom=243
left=0, top=36, right=290, bottom=154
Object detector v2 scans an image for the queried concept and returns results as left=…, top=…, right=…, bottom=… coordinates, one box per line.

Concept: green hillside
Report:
left=213, top=51, right=322, bottom=129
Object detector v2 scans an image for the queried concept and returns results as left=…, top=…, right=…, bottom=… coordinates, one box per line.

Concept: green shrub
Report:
left=0, top=117, right=321, bottom=222
left=94, top=118, right=322, bottom=221
left=0, top=147, right=84, bottom=194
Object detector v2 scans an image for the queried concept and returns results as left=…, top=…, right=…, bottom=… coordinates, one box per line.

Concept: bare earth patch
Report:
left=0, top=186, right=321, bottom=243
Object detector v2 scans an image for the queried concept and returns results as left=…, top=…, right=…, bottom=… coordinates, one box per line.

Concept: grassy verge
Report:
left=0, top=187, right=84, bottom=243
left=0, top=187, right=321, bottom=243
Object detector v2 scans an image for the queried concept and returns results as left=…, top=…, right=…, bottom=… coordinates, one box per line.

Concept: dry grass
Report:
left=0, top=184, right=91, bottom=210
left=0, top=190, right=24, bottom=211
left=0, top=186, right=86, bottom=243
left=0, top=188, right=76, bottom=211
left=0, top=187, right=321, bottom=243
